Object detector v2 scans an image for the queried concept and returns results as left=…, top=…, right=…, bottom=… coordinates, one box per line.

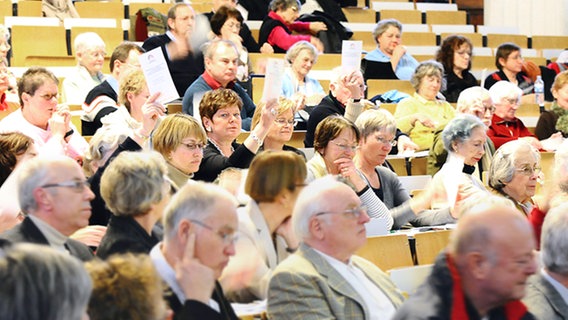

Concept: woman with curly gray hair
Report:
left=394, top=60, right=456, bottom=150
left=430, top=114, right=489, bottom=214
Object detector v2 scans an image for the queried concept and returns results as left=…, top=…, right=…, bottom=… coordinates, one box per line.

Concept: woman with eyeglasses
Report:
left=307, top=115, right=393, bottom=229
left=210, top=6, right=251, bottom=84
left=430, top=114, right=490, bottom=215
left=435, top=35, right=478, bottom=103
left=394, top=60, right=456, bottom=150
left=250, top=96, right=305, bottom=159
left=152, top=113, right=207, bottom=192
left=355, top=109, right=454, bottom=228
left=194, top=88, right=277, bottom=182
left=484, top=43, right=536, bottom=105
left=220, top=150, right=306, bottom=302
left=488, top=139, right=542, bottom=216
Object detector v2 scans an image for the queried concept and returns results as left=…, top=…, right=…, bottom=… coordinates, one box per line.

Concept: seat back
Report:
left=414, top=230, right=453, bottom=265
left=356, top=233, right=414, bottom=271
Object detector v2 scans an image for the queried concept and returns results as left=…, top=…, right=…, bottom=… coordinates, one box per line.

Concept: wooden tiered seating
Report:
left=11, top=25, right=68, bottom=66
left=414, top=230, right=453, bottom=265
left=485, top=34, right=528, bottom=48
left=16, top=0, right=42, bottom=17
left=342, top=7, right=376, bottom=23
left=356, top=233, right=414, bottom=271
left=425, top=11, right=466, bottom=25
left=74, top=2, right=124, bottom=20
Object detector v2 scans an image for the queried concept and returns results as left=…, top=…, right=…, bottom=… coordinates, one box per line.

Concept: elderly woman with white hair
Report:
left=430, top=114, right=490, bottom=214
left=354, top=109, right=456, bottom=228
left=487, top=80, right=542, bottom=150
left=362, top=18, right=419, bottom=81
left=61, top=32, right=106, bottom=104
left=488, top=139, right=541, bottom=216
left=428, top=86, right=496, bottom=175
left=96, top=151, right=170, bottom=259
left=394, top=60, right=456, bottom=150
left=281, top=41, right=325, bottom=106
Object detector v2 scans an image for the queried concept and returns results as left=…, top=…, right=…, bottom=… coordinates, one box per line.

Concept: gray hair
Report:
left=83, top=126, right=129, bottom=177
left=372, top=19, right=402, bottom=44
left=554, top=142, right=568, bottom=193
left=17, top=155, right=75, bottom=213
left=329, top=66, right=363, bottom=85
left=354, top=108, right=397, bottom=139
left=100, top=151, right=168, bottom=217
left=541, top=204, right=568, bottom=274
left=292, top=175, right=345, bottom=240
left=455, top=193, right=515, bottom=220
left=488, top=140, right=540, bottom=190
left=204, top=39, right=238, bottom=60
left=0, top=243, right=92, bottom=320
left=456, top=86, right=492, bottom=114
left=163, top=181, right=237, bottom=241
left=73, top=32, right=105, bottom=55
left=269, top=0, right=301, bottom=11
left=410, top=60, right=444, bottom=92
left=488, top=80, right=522, bottom=105
left=285, top=40, right=318, bottom=64
left=441, top=114, right=486, bottom=152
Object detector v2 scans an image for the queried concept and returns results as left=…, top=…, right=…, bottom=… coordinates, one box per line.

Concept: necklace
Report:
left=208, top=138, right=234, bottom=157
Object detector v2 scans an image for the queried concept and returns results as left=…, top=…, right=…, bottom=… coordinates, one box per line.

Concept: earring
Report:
left=206, top=127, right=212, bottom=132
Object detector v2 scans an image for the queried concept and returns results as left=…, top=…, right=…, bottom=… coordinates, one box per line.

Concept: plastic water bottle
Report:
left=535, top=75, right=545, bottom=113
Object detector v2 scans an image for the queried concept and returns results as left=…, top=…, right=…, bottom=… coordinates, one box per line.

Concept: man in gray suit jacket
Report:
left=267, top=176, right=405, bottom=320
left=0, top=156, right=95, bottom=261
left=523, top=204, right=568, bottom=319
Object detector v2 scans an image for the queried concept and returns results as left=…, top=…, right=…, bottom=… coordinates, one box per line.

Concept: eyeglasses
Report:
left=375, top=136, right=397, bottom=147
left=41, top=180, right=90, bottom=192
left=224, top=22, right=241, bottom=31
left=516, top=165, right=541, bottom=176
left=274, top=118, right=298, bottom=127
left=190, top=219, right=239, bottom=245
left=316, top=205, right=368, bottom=220
left=181, top=142, right=206, bottom=151
left=504, top=98, right=520, bottom=105
left=330, top=141, right=358, bottom=152
left=36, top=93, right=58, bottom=101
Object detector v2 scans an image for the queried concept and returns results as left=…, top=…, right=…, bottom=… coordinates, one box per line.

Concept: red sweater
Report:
left=487, top=114, right=535, bottom=149
left=267, top=11, right=311, bottom=51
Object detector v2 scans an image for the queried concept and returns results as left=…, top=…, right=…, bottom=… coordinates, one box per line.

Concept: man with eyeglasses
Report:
left=267, top=175, right=404, bottom=319
left=150, top=181, right=239, bottom=319
left=394, top=195, right=537, bottom=320
left=82, top=42, right=145, bottom=136
left=304, top=67, right=418, bottom=154
left=0, top=155, right=95, bottom=261
left=143, top=3, right=205, bottom=98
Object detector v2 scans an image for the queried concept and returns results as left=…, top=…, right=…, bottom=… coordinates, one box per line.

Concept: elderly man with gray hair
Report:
left=150, top=181, right=239, bottom=319
left=394, top=194, right=537, bottom=319
left=523, top=204, right=568, bottom=319
left=0, top=155, right=95, bottom=261
left=267, top=175, right=404, bottom=320
left=61, top=32, right=106, bottom=104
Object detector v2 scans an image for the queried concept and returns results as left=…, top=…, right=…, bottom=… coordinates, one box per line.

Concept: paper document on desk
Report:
left=232, top=299, right=267, bottom=317
left=139, top=47, right=180, bottom=104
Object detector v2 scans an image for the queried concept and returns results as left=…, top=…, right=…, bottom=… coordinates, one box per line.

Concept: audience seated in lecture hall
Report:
left=268, top=175, right=405, bottom=320
left=143, top=3, right=205, bottom=98
left=258, top=0, right=326, bottom=53
left=393, top=195, right=537, bottom=319
left=307, top=115, right=393, bottom=230
left=362, top=19, right=419, bottom=81
left=192, top=88, right=276, bottom=182
left=182, top=39, right=256, bottom=131
left=61, top=32, right=106, bottom=105
left=220, top=151, right=306, bottom=302
left=82, top=42, right=145, bottom=136
left=436, top=35, right=478, bottom=103
left=394, top=61, right=456, bottom=151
